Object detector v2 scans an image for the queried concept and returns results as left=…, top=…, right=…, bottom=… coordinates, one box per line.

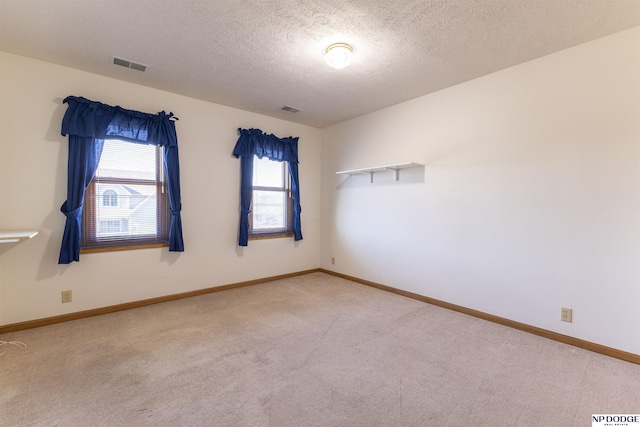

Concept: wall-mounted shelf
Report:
left=0, top=230, right=39, bottom=244
left=336, top=162, right=424, bottom=183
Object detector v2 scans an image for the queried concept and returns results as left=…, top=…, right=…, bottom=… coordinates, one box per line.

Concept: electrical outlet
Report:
left=61, top=290, right=72, bottom=303
left=331, top=257, right=335, bottom=265
left=561, top=307, right=572, bottom=323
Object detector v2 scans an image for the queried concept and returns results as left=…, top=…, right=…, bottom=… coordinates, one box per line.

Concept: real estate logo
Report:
left=593, top=415, right=640, bottom=427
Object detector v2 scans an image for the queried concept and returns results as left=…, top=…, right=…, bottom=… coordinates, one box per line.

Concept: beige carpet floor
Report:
left=1, top=272, right=638, bottom=426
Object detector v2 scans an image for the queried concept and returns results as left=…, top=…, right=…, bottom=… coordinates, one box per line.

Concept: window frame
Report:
left=248, top=157, right=294, bottom=240
left=80, top=140, right=170, bottom=253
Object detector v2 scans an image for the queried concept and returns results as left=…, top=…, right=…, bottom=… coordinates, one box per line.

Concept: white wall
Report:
left=0, top=52, right=322, bottom=326
left=321, top=27, right=640, bottom=355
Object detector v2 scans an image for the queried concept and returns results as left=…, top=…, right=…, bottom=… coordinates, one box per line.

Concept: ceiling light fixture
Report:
left=325, top=43, right=353, bottom=69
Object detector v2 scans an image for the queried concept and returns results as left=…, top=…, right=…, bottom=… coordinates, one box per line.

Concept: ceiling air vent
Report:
left=281, top=105, right=302, bottom=113
left=113, top=56, right=147, bottom=72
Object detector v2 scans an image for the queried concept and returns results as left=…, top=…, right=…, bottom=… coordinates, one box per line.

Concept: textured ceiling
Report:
left=1, top=0, right=639, bottom=128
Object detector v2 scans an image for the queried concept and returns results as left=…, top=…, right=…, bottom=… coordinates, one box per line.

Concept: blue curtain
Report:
left=288, top=161, right=303, bottom=241
left=58, top=96, right=184, bottom=264
left=232, top=128, right=302, bottom=246
left=58, top=136, right=104, bottom=264
left=238, top=155, right=254, bottom=246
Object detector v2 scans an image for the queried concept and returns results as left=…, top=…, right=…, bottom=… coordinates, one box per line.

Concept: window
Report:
left=102, top=189, right=118, bottom=206
left=99, top=220, right=122, bottom=233
left=249, top=155, right=293, bottom=238
left=81, top=140, right=169, bottom=252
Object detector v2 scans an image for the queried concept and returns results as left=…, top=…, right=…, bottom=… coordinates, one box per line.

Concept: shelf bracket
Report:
left=385, top=167, right=400, bottom=181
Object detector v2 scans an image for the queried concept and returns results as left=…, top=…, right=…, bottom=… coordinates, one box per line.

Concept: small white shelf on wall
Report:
left=0, top=230, right=39, bottom=244
left=336, top=162, right=424, bottom=183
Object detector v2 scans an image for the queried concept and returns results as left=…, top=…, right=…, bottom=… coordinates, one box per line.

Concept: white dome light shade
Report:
left=325, top=43, right=353, bottom=69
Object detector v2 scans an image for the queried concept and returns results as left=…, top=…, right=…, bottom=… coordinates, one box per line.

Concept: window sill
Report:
left=81, top=242, right=168, bottom=254
left=248, top=233, right=293, bottom=241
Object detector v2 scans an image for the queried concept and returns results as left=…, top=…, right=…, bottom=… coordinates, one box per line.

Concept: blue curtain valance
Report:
left=232, top=128, right=302, bottom=246
left=61, top=96, right=178, bottom=147
left=58, top=96, right=184, bottom=264
left=232, top=128, right=298, bottom=163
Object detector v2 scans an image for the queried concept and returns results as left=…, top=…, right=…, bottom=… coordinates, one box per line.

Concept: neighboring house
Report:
left=95, top=183, right=157, bottom=238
